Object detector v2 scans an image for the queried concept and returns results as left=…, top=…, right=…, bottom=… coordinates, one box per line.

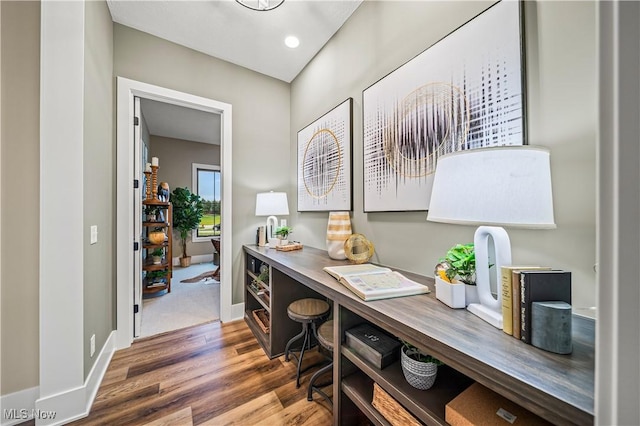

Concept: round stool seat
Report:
left=287, top=299, right=330, bottom=323
left=317, top=320, right=334, bottom=352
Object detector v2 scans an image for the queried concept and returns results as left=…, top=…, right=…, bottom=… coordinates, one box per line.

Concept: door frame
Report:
left=116, top=77, right=233, bottom=349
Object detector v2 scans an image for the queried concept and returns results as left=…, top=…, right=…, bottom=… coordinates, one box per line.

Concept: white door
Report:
left=133, top=96, right=143, bottom=337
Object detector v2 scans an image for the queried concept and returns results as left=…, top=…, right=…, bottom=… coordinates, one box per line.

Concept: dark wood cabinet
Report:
left=243, top=245, right=595, bottom=426
left=244, top=251, right=324, bottom=359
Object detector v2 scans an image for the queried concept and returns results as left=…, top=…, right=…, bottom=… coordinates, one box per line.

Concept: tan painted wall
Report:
left=0, top=0, right=40, bottom=394
left=114, top=24, right=290, bottom=304
left=83, top=0, right=114, bottom=379
left=149, top=135, right=220, bottom=258
left=290, top=1, right=597, bottom=312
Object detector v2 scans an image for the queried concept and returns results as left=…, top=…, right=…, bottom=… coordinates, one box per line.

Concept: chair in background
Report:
left=211, top=237, right=220, bottom=280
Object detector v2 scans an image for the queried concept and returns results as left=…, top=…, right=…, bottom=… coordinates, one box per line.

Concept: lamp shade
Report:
left=427, top=146, right=556, bottom=229
left=255, top=192, right=289, bottom=216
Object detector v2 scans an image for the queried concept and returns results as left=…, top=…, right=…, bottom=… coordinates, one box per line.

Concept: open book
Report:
left=323, top=264, right=429, bottom=301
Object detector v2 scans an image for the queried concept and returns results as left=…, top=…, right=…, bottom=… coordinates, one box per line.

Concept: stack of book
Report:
left=500, top=267, right=572, bottom=347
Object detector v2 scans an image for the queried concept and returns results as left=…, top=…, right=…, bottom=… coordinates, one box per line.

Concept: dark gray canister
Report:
left=531, top=301, right=572, bottom=354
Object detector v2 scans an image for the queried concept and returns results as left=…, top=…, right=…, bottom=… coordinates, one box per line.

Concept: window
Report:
left=192, top=163, right=221, bottom=242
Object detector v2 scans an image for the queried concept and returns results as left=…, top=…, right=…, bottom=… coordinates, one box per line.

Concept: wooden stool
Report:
left=284, top=298, right=331, bottom=388
left=307, top=319, right=334, bottom=408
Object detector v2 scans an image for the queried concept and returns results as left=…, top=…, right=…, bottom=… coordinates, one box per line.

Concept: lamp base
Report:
left=467, top=303, right=503, bottom=328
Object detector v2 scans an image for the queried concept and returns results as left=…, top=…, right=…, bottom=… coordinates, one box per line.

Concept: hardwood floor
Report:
left=69, top=320, right=333, bottom=425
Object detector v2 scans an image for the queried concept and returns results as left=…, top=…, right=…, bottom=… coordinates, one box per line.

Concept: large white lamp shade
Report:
left=255, top=192, right=289, bottom=242
left=427, top=146, right=555, bottom=328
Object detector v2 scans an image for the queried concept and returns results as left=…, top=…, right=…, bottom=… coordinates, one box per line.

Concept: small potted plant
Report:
left=146, top=269, right=168, bottom=284
left=400, top=340, right=443, bottom=390
left=274, top=226, right=292, bottom=246
left=145, top=205, right=160, bottom=222
left=435, top=243, right=479, bottom=308
left=150, top=248, right=164, bottom=265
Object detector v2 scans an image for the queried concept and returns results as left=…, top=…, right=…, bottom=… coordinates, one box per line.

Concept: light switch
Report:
left=90, top=225, right=98, bottom=244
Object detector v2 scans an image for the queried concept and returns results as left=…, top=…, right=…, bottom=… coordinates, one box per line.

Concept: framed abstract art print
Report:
left=362, top=1, right=526, bottom=212
left=297, top=98, right=353, bottom=212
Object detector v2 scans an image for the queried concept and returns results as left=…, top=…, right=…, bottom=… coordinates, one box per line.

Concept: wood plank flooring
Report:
left=69, top=320, right=333, bottom=425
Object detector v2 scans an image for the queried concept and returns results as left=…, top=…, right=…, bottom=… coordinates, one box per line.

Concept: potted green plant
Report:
left=400, top=341, right=443, bottom=390
left=442, top=243, right=476, bottom=284
left=171, top=187, right=204, bottom=267
left=274, top=226, right=292, bottom=245
left=150, top=248, right=164, bottom=265
left=435, top=243, right=480, bottom=308
left=146, top=269, right=168, bottom=284
left=144, top=205, right=160, bottom=222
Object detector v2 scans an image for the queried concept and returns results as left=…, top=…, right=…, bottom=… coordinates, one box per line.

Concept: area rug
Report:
left=181, top=268, right=219, bottom=283
left=139, top=262, right=220, bottom=338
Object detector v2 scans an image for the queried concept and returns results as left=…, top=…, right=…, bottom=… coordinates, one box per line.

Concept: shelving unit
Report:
left=244, top=250, right=326, bottom=359
left=338, top=307, right=474, bottom=425
left=142, top=201, right=172, bottom=294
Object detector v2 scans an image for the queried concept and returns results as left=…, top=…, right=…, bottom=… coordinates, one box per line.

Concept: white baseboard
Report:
left=172, top=254, right=214, bottom=266
left=34, top=331, right=116, bottom=425
left=228, top=303, right=245, bottom=322
left=1, top=386, right=40, bottom=426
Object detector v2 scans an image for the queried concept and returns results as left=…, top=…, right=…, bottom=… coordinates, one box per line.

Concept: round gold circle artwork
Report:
left=344, top=233, right=375, bottom=264
left=302, top=128, right=342, bottom=199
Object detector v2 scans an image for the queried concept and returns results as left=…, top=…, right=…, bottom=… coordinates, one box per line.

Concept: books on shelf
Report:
left=500, top=266, right=551, bottom=336
left=520, top=270, right=571, bottom=344
left=323, top=264, right=429, bottom=301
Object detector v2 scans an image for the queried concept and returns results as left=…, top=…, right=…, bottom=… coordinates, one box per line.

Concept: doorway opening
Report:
left=135, top=98, right=222, bottom=338
left=116, top=77, right=233, bottom=350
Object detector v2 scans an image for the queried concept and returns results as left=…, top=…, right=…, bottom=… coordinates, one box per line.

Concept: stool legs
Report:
left=307, top=361, right=333, bottom=408
left=295, top=324, right=311, bottom=388
left=284, top=321, right=323, bottom=388
left=284, top=324, right=307, bottom=362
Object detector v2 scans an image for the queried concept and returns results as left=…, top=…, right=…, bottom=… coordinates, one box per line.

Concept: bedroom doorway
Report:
left=135, top=98, right=223, bottom=338
left=116, top=77, right=233, bottom=349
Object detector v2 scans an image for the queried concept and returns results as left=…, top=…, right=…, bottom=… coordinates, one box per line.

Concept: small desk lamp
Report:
left=427, top=146, right=556, bottom=328
left=255, top=191, right=289, bottom=243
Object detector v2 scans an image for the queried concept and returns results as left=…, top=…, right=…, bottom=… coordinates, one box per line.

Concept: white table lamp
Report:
left=427, top=146, right=556, bottom=328
left=255, top=191, right=289, bottom=242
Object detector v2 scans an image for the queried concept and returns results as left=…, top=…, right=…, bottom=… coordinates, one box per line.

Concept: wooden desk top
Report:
left=244, top=244, right=594, bottom=425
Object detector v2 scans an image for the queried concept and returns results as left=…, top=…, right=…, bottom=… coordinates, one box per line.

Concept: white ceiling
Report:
left=111, top=0, right=362, bottom=144
left=107, top=0, right=363, bottom=83
left=140, top=99, right=221, bottom=144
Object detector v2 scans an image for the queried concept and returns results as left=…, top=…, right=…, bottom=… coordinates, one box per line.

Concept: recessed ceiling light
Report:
left=285, top=36, right=300, bottom=49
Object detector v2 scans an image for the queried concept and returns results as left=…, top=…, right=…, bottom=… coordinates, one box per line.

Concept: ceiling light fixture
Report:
left=236, top=0, right=284, bottom=11
left=284, top=36, right=300, bottom=48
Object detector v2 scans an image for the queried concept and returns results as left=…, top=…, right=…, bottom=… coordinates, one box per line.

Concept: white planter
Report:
left=435, top=276, right=466, bottom=309
left=465, top=284, right=479, bottom=306
left=268, top=237, right=279, bottom=248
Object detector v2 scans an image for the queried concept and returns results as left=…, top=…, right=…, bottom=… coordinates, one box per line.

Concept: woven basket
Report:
left=401, top=347, right=438, bottom=390
left=252, top=309, right=270, bottom=334
left=372, top=382, right=421, bottom=426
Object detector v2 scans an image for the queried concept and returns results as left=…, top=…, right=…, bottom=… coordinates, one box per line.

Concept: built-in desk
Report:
left=243, top=244, right=594, bottom=426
